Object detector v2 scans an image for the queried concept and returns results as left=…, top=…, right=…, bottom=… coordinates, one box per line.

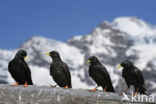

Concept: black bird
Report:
left=46, top=51, right=72, bottom=88
left=8, top=50, right=33, bottom=87
left=87, top=56, right=115, bottom=92
left=118, top=60, right=147, bottom=96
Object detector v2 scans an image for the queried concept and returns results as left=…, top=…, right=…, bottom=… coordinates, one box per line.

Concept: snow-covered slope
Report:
left=0, top=16, right=156, bottom=95
left=112, top=17, right=156, bottom=44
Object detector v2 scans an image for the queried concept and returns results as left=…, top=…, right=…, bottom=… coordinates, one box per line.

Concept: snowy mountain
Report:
left=0, top=16, right=156, bottom=95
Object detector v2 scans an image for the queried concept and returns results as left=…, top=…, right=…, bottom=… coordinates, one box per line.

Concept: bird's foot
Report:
left=133, top=91, right=138, bottom=96
left=103, top=86, right=107, bottom=92
left=89, top=88, right=97, bottom=92
left=12, top=82, right=18, bottom=87
left=120, top=91, right=126, bottom=96
left=64, top=85, right=69, bottom=89
left=121, top=88, right=129, bottom=95
left=23, top=82, right=28, bottom=87
left=133, top=89, right=139, bottom=96
left=50, top=85, right=57, bottom=87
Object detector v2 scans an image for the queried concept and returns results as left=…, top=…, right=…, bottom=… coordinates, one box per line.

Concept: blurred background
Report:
left=0, top=0, right=156, bottom=95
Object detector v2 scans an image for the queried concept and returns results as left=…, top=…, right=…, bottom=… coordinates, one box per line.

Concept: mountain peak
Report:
left=111, top=16, right=153, bottom=36
left=113, top=16, right=146, bottom=26
left=0, top=17, right=156, bottom=95
left=98, top=21, right=113, bottom=30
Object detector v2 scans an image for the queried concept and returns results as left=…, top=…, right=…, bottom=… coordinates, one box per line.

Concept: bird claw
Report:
left=133, top=89, right=139, bottom=96
left=133, top=92, right=138, bottom=96
left=103, top=86, right=107, bottom=92
left=89, top=88, right=97, bottom=92
left=120, top=91, right=126, bottom=96
left=22, top=82, right=28, bottom=87
left=64, top=85, right=69, bottom=89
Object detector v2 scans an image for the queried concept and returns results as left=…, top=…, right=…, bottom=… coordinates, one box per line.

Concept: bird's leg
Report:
left=12, top=82, right=19, bottom=86
left=133, top=89, right=139, bottom=96
left=89, top=86, right=98, bottom=92
left=64, top=85, right=69, bottom=89
left=50, top=84, right=57, bottom=87
left=103, top=86, right=107, bottom=92
left=23, top=82, right=28, bottom=87
left=121, top=88, right=129, bottom=95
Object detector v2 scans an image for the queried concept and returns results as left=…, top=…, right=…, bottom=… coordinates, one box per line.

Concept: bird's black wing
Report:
left=8, top=60, right=19, bottom=82
left=134, top=67, right=144, bottom=85
left=101, top=66, right=114, bottom=85
left=19, top=60, right=33, bottom=85
left=134, top=67, right=147, bottom=94
left=122, top=69, right=131, bottom=88
left=96, top=65, right=115, bottom=92
left=50, top=63, right=53, bottom=76
left=96, top=65, right=113, bottom=85
left=62, top=62, right=72, bottom=88
left=96, top=65, right=109, bottom=80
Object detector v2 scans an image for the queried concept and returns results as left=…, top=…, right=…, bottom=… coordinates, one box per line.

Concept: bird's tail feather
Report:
left=69, top=83, right=72, bottom=88
left=27, top=79, right=33, bottom=85
left=136, top=86, right=147, bottom=94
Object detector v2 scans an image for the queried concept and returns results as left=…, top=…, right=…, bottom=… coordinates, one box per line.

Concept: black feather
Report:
left=48, top=51, right=72, bottom=88
left=121, top=60, right=147, bottom=94
left=88, top=56, right=115, bottom=92
left=8, top=50, right=33, bottom=85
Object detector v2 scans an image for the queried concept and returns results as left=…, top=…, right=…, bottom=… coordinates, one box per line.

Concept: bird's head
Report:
left=15, top=50, right=27, bottom=61
left=117, top=60, right=133, bottom=69
left=87, top=56, right=99, bottom=64
left=45, top=51, right=61, bottom=61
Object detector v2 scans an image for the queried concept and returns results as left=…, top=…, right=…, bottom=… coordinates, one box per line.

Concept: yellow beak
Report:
left=117, top=65, right=122, bottom=69
left=45, top=52, right=51, bottom=55
left=24, top=56, right=28, bottom=61
left=86, top=60, right=91, bottom=63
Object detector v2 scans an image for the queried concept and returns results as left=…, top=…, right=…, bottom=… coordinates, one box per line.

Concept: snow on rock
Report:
left=0, top=17, right=156, bottom=95
left=20, top=36, right=84, bottom=69
left=112, top=17, right=156, bottom=37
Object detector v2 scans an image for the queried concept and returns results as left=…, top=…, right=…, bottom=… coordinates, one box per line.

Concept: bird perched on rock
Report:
left=118, top=60, right=147, bottom=96
left=8, top=50, right=33, bottom=87
left=46, top=51, right=72, bottom=88
left=87, top=56, right=115, bottom=92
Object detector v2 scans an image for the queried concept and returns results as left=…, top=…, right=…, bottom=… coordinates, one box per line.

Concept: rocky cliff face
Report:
left=0, top=17, right=156, bottom=95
